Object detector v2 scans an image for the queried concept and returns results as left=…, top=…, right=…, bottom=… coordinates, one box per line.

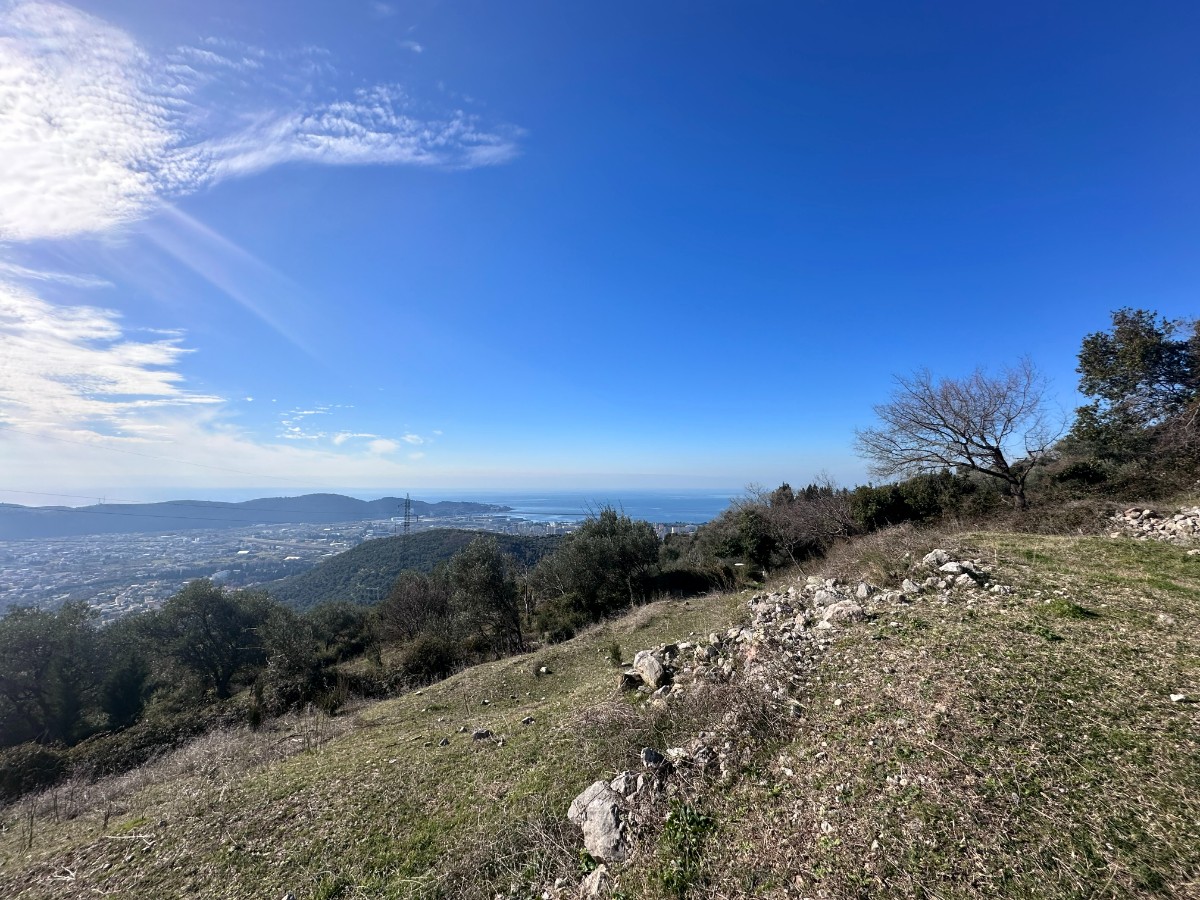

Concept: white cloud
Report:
left=332, top=431, right=378, bottom=446
left=0, top=0, right=521, bottom=242
left=0, top=261, right=113, bottom=289
left=400, top=39, right=424, bottom=53
left=401, top=432, right=424, bottom=445
left=0, top=279, right=437, bottom=491
left=0, top=280, right=221, bottom=434
left=369, top=438, right=399, bottom=455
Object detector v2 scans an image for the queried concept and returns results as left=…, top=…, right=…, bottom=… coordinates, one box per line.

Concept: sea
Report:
left=427, top=489, right=740, bottom=525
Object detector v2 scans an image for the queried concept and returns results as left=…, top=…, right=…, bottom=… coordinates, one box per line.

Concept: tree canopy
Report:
left=855, top=359, right=1058, bottom=509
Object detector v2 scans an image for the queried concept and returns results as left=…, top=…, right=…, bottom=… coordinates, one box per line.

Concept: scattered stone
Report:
left=819, top=599, right=866, bottom=627
left=640, top=746, right=667, bottom=768
left=472, top=729, right=492, bottom=741
left=812, top=589, right=841, bottom=607
left=609, top=772, right=638, bottom=796
left=522, top=716, right=535, bottom=726
left=1110, top=506, right=1200, bottom=545
left=923, top=549, right=953, bottom=567
left=539, top=666, right=553, bottom=675
left=633, top=650, right=667, bottom=688
left=901, top=578, right=922, bottom=594
left=568, top=781, right=629, bottom=862
left=1170, top=693, right=1188, bottom=703
left=579, top=863, right=610, bottom=898
left=438, top=737, right=449, bottom=747
left=855, top=582, right=871, bottom=599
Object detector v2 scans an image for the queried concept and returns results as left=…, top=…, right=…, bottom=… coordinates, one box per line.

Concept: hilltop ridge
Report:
left=0, top=494, right=510, bottom=540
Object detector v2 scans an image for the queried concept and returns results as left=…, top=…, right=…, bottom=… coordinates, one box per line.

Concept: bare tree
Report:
left=854, top=359, right=1059, bottom=509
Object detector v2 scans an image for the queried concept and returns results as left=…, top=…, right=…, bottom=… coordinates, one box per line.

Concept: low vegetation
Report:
left=0, top=306, right=1196, bottom=895
left=1, top=526, right=1196, bottom=898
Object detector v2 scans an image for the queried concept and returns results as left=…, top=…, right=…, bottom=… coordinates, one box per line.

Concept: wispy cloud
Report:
left=0, top=279, right=434, bottom=489
left=0, top=0, right=521, bottom=242
left=0, top=280, right=221, bottom=435
left=0, top=261, right=113, bottom=289
left=400, top=39, right=424, bottom=53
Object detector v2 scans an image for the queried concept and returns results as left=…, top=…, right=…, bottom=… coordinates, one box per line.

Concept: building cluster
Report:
left=0, top=512, right=698, bottom=621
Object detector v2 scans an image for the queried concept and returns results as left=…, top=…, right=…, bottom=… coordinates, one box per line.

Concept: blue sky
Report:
left=1, top=1, right=1198, bottom=503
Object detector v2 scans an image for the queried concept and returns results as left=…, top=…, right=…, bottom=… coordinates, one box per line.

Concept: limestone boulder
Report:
left=568, top=781, right=630, bottom=862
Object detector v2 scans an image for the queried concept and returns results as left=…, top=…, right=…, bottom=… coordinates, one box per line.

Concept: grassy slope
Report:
left=2, top=532, right=1197, bottom=899
left=0, top=591, right=745, bottom=899
left=686, top=533, right=1200, bottom=899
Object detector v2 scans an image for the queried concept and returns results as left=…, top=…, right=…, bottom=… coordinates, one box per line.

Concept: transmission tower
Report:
left=403, top=493, right=413, bottom=536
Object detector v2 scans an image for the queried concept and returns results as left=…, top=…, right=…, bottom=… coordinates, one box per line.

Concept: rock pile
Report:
left=567, top=546, right=1009, bottom=880
left=1110, top=506, right=1200, bottom=546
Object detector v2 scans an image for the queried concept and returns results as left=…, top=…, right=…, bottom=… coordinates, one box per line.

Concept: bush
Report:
left=398, top=634, right=461, bottom=683
left=534, top=595, right=589, bottom=644
left=0, top=743, right=66, bottom=803
left=66, top=703, right=233, bottom=781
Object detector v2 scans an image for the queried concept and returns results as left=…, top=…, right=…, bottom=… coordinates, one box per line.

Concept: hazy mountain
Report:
left=0, top=494, right=510, bottom=540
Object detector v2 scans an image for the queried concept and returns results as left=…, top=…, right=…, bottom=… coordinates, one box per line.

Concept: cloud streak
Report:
left=0, top=278, right=436, bottom=490
left=0, top=280, right=220, bottom=435
left=0, top=0, right=521, bottom=242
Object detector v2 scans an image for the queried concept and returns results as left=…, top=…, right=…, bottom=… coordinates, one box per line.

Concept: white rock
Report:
left=568, top=782, right=629, bottom=862
left=923, top=549, right=952, bottom=567
left=633, top=649, right=667, bottom=688
left=580, top=864, right=610, bottom=898
left=820, top=599, right=866, bottom=626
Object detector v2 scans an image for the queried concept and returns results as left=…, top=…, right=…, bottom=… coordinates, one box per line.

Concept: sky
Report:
left=1, top=1, right=1198, bottom=504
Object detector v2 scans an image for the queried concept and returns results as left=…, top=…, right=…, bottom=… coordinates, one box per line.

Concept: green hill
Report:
left=265, top=529, right=563, bottom=609
left=3, top=527, right=1196, bottom=898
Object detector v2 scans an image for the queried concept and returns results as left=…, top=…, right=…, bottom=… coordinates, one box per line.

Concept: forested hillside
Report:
left=266, top=530, right=562, bottom=610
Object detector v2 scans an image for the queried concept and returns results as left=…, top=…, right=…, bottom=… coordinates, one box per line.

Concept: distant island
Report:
left=0, top=493, right=511, bottom=540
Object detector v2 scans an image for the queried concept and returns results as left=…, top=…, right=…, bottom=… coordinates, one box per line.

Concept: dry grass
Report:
left=2, top=530, right=1196, bottom=899
left=661, top=533, right=1200, bottom=899
left=0, top=591, right=744, bottom=899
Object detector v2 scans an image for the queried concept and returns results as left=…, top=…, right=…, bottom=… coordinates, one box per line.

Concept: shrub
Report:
left=398, top=634, right=461, bottom=683
left=0, top=743, right=66, bottom=803
left=534, top=595, right=589, bottom=644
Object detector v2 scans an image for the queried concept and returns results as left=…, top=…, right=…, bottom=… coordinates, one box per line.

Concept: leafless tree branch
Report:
left=854, top=358, right=1061, bottom=508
